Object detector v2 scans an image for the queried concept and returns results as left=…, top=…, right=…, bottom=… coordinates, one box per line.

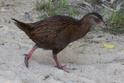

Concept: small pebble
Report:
left=43, top=75, right=50, bottom=80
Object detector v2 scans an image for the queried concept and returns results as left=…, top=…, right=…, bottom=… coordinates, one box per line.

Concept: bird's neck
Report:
left=69, top=17, right=92, bottom=42
left=79, top=17, right=92, bottom=35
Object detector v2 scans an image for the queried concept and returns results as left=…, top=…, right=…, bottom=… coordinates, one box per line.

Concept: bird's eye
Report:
left=94, top=18, right=101, bottom=23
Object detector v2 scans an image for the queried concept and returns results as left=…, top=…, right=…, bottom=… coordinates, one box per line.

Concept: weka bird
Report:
left=12, top=12, right=106, bottom=70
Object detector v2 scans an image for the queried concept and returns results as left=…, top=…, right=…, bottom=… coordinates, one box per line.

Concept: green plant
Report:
left=108, top=10, right=124, bottom=34
left=35, top=0, right=79, bottom=19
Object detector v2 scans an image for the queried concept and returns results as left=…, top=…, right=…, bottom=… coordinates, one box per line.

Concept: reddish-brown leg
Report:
left=53, top=55, right=66, bottom=69
left=24, top=45, right=38, bottom=68
left=52, top=49, right=66, bottom=70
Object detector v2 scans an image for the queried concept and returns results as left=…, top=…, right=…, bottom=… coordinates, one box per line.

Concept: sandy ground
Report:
left=0, top=0, right=124, bottom=83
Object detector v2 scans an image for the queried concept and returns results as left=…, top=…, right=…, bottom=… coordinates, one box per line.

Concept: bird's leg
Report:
left=52, top=49, right=68, bottom=72
left=53, top=55, right=66, bottom=69
left=53, top=49, right=62, bottom=69
left=24, top=45, right=38, bottom=68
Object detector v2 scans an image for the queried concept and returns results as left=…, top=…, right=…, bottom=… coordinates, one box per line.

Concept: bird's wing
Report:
left=30, top=20, right=67, bottom=44
left=30, top=16, right=78, bottom=44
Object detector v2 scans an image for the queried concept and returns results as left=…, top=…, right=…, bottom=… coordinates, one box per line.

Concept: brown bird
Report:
left=12, top=12, right=106, bottom=70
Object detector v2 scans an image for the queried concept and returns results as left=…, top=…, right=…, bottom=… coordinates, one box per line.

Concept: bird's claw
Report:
left=24, top=54, right=29, bottom=68
left=55, top=64, right=66, bottom=69
left=55, top=65, right=69, bottom=72
left=59, top=65, right=66, bottom=69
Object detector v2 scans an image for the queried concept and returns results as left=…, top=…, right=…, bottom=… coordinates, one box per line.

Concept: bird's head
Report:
left=84, top=12, right=107, bottom=28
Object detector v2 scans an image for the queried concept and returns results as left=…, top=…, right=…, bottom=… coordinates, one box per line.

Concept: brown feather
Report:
left=13, top=13, right=103, bottom=54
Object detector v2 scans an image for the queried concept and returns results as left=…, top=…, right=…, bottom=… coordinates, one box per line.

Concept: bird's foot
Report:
left=59, top=64, right=66, bottom=69
left=24, top=54, right=29, bottom=68
left=55, top=64, right=69, bottom=72
left=55, top=64, right=66, bottom=69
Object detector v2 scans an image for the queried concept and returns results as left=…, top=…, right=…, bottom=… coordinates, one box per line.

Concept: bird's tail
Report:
left=12, top=18, right=33, bottom=33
